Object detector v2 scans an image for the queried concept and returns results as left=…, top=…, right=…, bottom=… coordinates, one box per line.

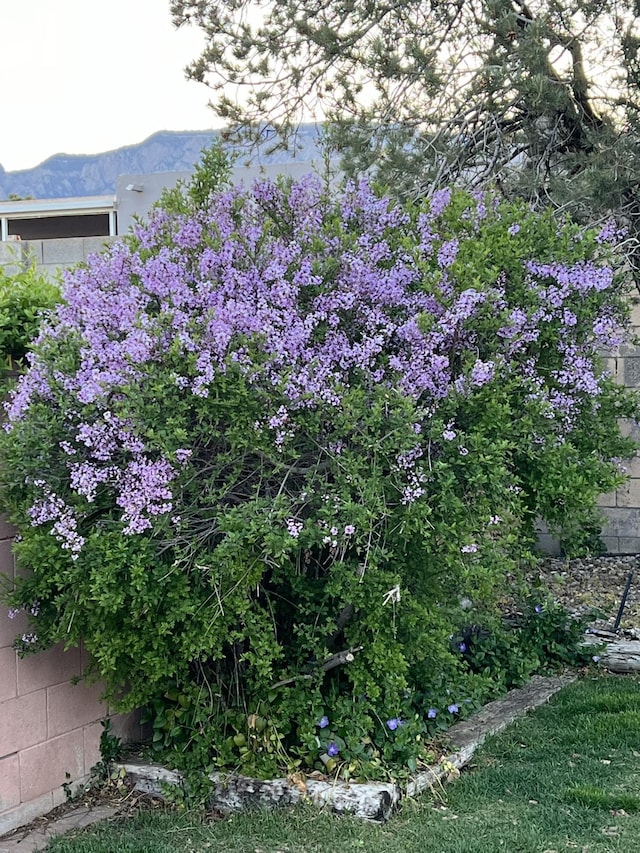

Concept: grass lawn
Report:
left=45, top=673, right=640, bottom=853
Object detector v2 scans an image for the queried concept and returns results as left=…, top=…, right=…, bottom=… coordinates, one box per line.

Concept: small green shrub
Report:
left=0, top=263, right=60, bottom=385
left=454, top=598, right=597, bottom=694
left=519, top=597, right=596, bottom=668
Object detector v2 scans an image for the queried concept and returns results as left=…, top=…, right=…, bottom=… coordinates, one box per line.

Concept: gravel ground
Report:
left=528, top=554, right=640, bottom=632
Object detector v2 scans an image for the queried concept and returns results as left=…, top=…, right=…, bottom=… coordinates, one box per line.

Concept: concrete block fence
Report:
left=594, top=295, right=640, bottom=554
left=0, top=236, right=133, bottom=834
left=0, top=236, right=114, bottom=282
left=0, top=515, right=144, bottom=835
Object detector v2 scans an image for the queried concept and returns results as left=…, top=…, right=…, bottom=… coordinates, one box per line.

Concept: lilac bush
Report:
left=0, top=168, right=637, bottom=778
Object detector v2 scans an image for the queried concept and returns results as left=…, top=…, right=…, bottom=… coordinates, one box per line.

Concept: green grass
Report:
left=45, top=674, right=640, bottom=853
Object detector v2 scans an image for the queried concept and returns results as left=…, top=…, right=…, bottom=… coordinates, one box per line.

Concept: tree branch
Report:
left=270, top=645, right=363, bottom=689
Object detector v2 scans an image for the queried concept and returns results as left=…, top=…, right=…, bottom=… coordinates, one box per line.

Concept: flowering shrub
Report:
left=0, top=167, right=637, bottom=779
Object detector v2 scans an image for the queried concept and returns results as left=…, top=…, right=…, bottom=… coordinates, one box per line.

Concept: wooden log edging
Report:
left=599, top=641, right=640, bottom=672
left=120, top=674, right=576, bottom=823
left=121, top=762, right=400, bottom=822
left=582, top=633, right=640, bottom=673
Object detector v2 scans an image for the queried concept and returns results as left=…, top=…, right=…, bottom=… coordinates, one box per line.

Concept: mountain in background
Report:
left=0, top=128, right=322, bottom=200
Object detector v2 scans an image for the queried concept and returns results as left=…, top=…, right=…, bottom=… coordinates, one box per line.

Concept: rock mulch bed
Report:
left=533, top=554, right=640, bottom=672
left=531, top=554, right=639, bottom=629
left=121, top=673, right=576, bottom=823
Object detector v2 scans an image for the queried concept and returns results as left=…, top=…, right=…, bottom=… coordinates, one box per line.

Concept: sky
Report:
left=1, top=0, right=222, bottom=172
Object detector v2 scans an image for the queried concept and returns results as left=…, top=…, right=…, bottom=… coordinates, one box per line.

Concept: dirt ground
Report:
left=529, top=554, right=639, bottom=633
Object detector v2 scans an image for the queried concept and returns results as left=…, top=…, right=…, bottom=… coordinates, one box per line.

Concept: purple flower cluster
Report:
left=2, top=178, right=628, bottom=555
left=28, top=484, right=84, bottom=554
left=596, top=220, right=626, bottom=245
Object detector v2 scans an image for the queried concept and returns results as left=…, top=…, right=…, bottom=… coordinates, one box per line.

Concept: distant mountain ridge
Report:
left=0, top=128, right=322, bottom=200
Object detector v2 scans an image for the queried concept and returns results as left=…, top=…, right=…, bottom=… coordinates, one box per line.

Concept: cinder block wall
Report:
left=593, top=296, right=640, bottom=553
left=0, top=515, right=144, bottom=836
left=0, top=236, right=136, bottom=835
left=0, top=235, right=113, bottom=280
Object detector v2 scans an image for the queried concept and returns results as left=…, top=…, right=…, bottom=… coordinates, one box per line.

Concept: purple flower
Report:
left=437, top=239, right=460, bottom=269
left=8, top=608, right=20, bottom=620
left=469, top=359, right=495, bottom=388
left=386, top=717, right=405, bottom=731
left=592, top=655, right=600, bottom=663
left=596, top=220, right=625, bottom=244
left=447, top=703, right=459, bottom=714
left=318, top=715, right=329, bottom=729
left=286, top=518, right=303, bottom=538
left=327, top=742, right=339, bottom=757
left=459, top=642, right=467, bottom=653
left=344, top=524, right=356, bottom=536
left=429, top=188, right=452, bottom=218
left=534, top=604, right=543, bottom=614
left=508, top=223, right=521, bottom=236
left=427, top=708, right=438, bottom=719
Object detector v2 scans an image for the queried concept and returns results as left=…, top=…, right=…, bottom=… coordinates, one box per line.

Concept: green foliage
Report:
left=88, top=718, right=124, bottom=788
left=154, top=141, right=233, bottom=215
left=0, top=263, right=60, bottom=378
left=99, top=718, right=123, bottom=767
left=456, top=597, right=598, bottom=694
left=519, top=598, right=598, bottom=668
left=454, top=622, right=540, bottom=693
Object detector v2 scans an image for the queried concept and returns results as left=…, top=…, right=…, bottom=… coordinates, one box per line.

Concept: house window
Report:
left=7, top=213, right=113, bottom=241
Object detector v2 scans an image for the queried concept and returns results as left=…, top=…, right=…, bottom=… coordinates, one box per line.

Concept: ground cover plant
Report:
left=42, top=674, right=640, bottom=852
left=0, top=153, right=637, bottom=785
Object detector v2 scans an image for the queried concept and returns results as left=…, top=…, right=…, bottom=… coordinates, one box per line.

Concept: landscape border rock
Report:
left=121, top=673, right=576, bottom=822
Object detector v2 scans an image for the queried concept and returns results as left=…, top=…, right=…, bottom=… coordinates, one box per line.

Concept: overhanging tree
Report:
left=172, top=1, right=640, bottom=278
